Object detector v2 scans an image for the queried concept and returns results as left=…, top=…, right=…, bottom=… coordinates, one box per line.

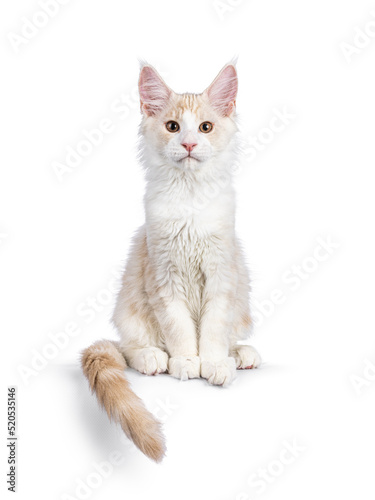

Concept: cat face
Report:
left=139, top=64, right=238, bottom=170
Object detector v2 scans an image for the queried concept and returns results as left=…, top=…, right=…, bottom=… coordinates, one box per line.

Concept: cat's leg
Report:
left=199, top=296, right=237, bottom=386
left=144, top=265, right=200, bottom=381
left=112, top=228, right=169, bottom=376
left=161, top=300, right=200, bottom=381
left=229, top=308, right=261, bottom=370
left=229, top=244, right=261, bottom=370
left=199, top=265, right=238, bottom=386
left=150, top=297, right=200, bottom=381
left=230, top=345, right=262, bottom=369
left=114, top=294, right=169, bottom=376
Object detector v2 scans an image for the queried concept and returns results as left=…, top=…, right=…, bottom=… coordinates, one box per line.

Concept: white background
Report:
left=1, top=0, right=375, bottom=499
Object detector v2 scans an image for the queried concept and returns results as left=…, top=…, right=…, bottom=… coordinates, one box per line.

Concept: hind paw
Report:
left=131, top=347, right=168, bottom=375
left=231, top=345, right=261, bottom=369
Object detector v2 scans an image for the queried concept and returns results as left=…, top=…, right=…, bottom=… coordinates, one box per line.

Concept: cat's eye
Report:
left=165, top=121, right=180, bottom=133
left=199, top=122, right=213, bottom=133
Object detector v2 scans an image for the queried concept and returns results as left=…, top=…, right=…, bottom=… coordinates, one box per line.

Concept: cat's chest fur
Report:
left=145, top=178, right=235, bottom=314
left=146, top=178, right=235, bottom=265
left=147, top=217, right=214, bottom=319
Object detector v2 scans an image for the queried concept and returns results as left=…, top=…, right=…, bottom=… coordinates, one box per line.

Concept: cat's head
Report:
left=138, top=63, right=238, bottom=170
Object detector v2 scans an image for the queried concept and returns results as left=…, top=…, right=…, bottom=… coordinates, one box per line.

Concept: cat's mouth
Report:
left=179, top=154, right=200, bottom=162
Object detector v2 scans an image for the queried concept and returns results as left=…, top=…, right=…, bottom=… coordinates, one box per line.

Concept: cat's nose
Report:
left=182, top=142, right=197, bottom=152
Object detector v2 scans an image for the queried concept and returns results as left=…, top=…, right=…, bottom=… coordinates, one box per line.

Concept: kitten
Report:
left=81, top=62, right=261, bottom=462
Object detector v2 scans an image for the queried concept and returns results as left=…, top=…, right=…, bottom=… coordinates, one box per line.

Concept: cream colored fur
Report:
left=81, top=62, right=261, bottom=462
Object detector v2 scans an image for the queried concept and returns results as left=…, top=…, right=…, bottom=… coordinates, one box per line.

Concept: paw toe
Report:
left=132, top=348, right=168, bottom=375
left=232, top=345, right=261, bottom=370
left=168, top=356, right=200, bottom=380
left=201, top=358, right=236, bottom=387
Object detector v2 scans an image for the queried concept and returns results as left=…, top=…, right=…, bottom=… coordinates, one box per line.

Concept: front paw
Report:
left=131, top=347, right=168, bottom=375
left=168, top=356, right=200, bottom=381
left=231, top=345, right=262, bottom=369
left=200, top=357, right=236, bottom=387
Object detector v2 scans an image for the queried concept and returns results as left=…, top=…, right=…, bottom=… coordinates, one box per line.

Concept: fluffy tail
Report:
left=81, top=340, right=166, bottom=462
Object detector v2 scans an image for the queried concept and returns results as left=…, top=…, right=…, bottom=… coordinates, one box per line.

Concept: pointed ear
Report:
left=204, top=64, right=238, bottom=117
left=138, top=65, right=172, bottom=116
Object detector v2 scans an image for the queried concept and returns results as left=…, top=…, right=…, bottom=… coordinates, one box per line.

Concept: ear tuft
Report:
left=138, top=65, right=171, bottom=116
left=205, top=64, right=238, bottom=117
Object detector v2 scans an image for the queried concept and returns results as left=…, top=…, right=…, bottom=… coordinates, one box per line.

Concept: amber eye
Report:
left=166, top=121, right=180, bottom=133
left=199, top=122, right=213, bottom=133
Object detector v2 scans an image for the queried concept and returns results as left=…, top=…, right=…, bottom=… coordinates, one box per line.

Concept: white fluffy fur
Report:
left=112, top=63, right=261, bottom=386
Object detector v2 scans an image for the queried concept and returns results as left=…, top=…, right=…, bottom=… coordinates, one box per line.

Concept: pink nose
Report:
left=182, top=143, right=197, bottom=152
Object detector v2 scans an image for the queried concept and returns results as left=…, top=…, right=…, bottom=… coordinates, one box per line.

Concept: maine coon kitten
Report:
left=81, top=62, right=261, bottom=462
